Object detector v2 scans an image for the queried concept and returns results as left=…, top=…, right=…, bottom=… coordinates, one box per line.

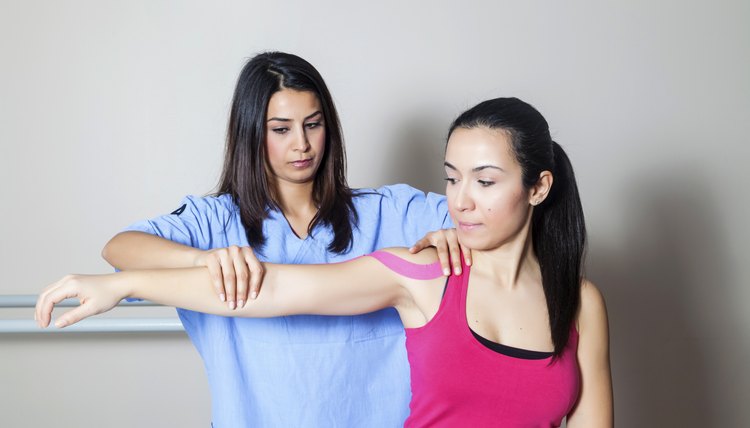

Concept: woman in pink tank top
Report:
left=38, top=98, right=613, bottom=427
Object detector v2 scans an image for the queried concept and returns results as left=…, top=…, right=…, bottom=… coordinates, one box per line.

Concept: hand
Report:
left=193, top=246, right=264, bottom=310
left=409, top=228, right=471, bottom=275
left=35, top=274, right=127, bottom=329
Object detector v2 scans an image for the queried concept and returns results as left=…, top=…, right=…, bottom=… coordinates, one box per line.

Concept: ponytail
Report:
left=531, top=142, right=586, bottom=356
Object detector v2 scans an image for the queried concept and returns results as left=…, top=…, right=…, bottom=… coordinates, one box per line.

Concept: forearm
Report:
left=117, top=265, right=332, bottom=318
left=102, top=231, right=200, bottom=270
left=117, top=267, right=260, bottom=317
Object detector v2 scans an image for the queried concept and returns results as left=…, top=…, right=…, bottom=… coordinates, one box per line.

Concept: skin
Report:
left=38, top=126, right=612, bottom=425
left=101, top=88, right=468, bottom=310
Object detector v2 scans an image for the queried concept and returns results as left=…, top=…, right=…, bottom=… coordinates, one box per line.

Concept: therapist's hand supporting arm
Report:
left=104, top=232, right=265, bottom=308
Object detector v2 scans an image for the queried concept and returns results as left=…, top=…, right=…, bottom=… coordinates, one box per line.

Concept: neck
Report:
left=275, top=180, right=318, bottom=218
left=470, top=220, right=540, bottom=290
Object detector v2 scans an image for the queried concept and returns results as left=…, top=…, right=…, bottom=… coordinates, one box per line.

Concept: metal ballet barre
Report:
left=0, top=294, right=184, bottom=334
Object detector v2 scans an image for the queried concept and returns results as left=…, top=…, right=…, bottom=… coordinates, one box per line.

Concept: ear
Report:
left=529, top=170, right=553, bottom=206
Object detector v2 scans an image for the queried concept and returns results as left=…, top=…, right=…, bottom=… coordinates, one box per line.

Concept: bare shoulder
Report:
left=580, top=279, right=606, bottom=308
left=372, top=247, right=439, bottom=265
left=367, top=247, right=444, bottom=287
left=577, top=279, right=609, bottom=333
left=373, top=248, right=446, bottom=326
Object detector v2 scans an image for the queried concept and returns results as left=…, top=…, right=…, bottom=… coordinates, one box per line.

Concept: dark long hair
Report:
left=448, top=97, right=586, bottom=356
left=217, top=52, right=357, bottom=253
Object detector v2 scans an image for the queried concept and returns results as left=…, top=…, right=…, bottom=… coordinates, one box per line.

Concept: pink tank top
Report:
left=368, top=251, right=580, bottom=427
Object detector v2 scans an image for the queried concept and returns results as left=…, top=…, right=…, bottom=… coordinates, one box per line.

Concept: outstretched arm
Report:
left=36, top=252, right=412, bottom=329
left=566, top=280, right=614, bottom=427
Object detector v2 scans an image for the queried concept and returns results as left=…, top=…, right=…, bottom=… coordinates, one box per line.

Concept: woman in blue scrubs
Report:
left=100, top=52, right=463, bottom=427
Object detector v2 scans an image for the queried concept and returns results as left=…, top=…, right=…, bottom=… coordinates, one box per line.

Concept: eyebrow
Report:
left=267, top=110, right=323, bottom=123
left=444, top=161, right=505, bottom=173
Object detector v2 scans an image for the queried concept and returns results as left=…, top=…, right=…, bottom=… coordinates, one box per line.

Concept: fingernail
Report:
left=250, top=291, right=258, bottom=300
left=219, top=293, right=226, bottom=302
left=55, top=319, right=67, bottom=328
left=443, top=268, right=450, bottom=276
left=238, top=299, right=244, bottom=308
left=454, top=267, right=461, bottom=275
left=228, top=301, right=235, bottom=310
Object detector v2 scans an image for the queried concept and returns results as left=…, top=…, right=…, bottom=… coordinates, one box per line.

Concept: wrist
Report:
left=113, top=271, right=138, bottom=300
left=189, top=248, right=207, bottom=268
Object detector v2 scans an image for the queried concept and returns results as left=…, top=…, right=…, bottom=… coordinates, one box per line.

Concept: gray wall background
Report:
left=1, top=1, right=748, bottom=426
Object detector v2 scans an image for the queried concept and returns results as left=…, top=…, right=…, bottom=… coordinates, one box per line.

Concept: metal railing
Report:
left=0, top=295, right=184, bottom=333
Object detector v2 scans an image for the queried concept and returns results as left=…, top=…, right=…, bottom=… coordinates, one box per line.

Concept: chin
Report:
left=455, top=234, right=489, bottom=252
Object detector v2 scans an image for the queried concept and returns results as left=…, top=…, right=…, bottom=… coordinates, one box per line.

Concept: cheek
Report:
left=265, top=137, right=284, bottom=165
left=483, top=188, right=529, bottom=222
left=445, top=186, right=460, bottom=216
left=312, top=129, right=326, bottom=153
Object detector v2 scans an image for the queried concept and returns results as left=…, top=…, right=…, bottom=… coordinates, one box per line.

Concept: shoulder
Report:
left=175, top=193, right=238, bottom=217
left=580, top=280, right=607, bottom=313
left=370, top=248, right=443, bottom=281
left=367, top=247, right=443, bottom=280
left=373, top=247, right=439, bottom=264
left=187, top=193, right=237, bottom=210
left=353, top=183, right=427, bottom=201
left=577, top=279, right=609, bottom=335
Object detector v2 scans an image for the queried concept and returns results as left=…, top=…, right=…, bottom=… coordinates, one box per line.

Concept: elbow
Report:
left=101, top=234, right=122, bottom=268
left=101, top=241, right=112, bottom=264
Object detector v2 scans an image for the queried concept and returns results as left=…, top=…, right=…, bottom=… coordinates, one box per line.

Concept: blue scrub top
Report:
left=125, top=184, right=451, bottom=427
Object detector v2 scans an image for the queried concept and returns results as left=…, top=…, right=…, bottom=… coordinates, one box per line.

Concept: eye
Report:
left=305, top=121, right=322, bottom=129
left=444, top=177, right=458, bottom=185
left=271, top=127, right=289, bottom=135
left=477, top=180, right=495, bottom=187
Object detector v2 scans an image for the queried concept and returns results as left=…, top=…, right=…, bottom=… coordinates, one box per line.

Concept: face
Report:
left=265, top=88, right=326, bottom=186
left=444, top=127, right=540, bottom=251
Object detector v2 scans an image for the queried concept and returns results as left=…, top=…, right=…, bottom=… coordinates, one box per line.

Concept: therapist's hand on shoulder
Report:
left=410, top=228, right=470, bottom=276
left=193, top=246, right=264, bottom=310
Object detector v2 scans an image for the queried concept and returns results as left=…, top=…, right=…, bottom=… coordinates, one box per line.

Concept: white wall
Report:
left=1, top=1, right=748, bottom=426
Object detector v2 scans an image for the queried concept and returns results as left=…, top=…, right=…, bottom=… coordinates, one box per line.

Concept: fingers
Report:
left=409, top=236, right=430, bottom=254
left=205, top=246, right=260, bottom=310
left=54, top=305, right=94, bottom=329
left=444, top=229, right=463, bottom=275
left=232, top=246, right=249, bottom=309
left=412, top=231, right=451, bottom=276
left=413, top=229, right=467, bottom=276
left=242, top=247, right=264, bottom=302
left=35, top=277, right=78, bottom=328
left=205, top=254, right=226, bottom=302
left=35, top=277, right=64, bottom=328
left=220, top=249, right=237, bottom=310
left=461, top=243, right=472, bottom=266
left=434, top=238, right=452, bottom=276
left=209, top=248, right=237, bottom=310
left=430, top=230, right=452, bottom=276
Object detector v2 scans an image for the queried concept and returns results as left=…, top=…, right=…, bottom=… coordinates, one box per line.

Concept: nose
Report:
left=293, top=126, right=311, bottom=152
left=454, top=182, right=475, bottom=212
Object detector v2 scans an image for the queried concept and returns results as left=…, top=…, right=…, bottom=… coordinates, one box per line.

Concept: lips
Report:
left=458, top=221, right=482, bottom=231
left=290, top=158, right=313, bottom=168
